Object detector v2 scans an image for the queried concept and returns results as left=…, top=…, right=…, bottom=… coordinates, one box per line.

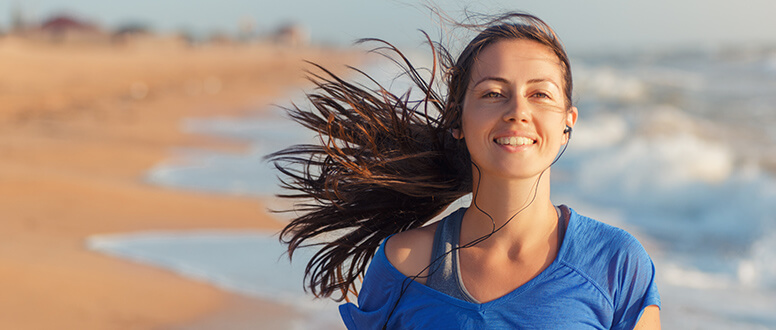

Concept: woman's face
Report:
left=459, top=39, right=577, bottom=181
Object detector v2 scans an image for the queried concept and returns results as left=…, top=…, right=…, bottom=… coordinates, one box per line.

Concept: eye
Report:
left=530, top=91, right=551, bottom=99
left=483, top=91, right=503, bottom=98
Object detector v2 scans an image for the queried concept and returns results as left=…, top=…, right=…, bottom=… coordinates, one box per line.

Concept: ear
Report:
left=563, top=107, right=578, bottom=144
left=452, top=128, right=464, bottom=140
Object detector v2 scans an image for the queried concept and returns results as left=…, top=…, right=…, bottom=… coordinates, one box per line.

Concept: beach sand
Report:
left=0, top=35, right=360, bottom=329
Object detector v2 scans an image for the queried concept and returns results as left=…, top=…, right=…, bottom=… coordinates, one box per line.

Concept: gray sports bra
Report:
left=424, top=205, right=568, bottom=303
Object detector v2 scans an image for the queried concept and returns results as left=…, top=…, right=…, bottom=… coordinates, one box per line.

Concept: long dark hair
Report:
left=267, top=12, right=572, bottom=302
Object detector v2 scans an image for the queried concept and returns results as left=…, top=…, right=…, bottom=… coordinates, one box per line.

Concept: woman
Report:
left=270, top=12, right=660, bottom=329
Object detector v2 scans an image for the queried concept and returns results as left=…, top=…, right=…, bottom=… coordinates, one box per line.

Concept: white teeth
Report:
left=495, top=136, right=534, bottom=146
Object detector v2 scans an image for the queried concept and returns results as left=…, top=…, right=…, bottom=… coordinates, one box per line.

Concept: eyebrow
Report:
left=472, top=76, right=560, bottom=89
left=472, top=76, right=509, bottom=87
left=527, top=78, right=561, bottom=89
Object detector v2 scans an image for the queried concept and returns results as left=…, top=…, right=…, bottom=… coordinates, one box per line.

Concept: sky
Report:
left=2, top=0, right=776, bottom=52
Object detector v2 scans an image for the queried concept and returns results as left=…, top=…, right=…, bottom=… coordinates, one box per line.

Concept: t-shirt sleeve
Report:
left=339, top=242, right=404, bottom=329
left=611, top=231, right=661, bottom=330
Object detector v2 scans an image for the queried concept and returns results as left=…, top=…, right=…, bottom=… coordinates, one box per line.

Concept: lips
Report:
left=494, top=136, right=536, bottom=146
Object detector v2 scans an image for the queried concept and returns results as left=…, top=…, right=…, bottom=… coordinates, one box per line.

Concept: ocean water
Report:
left=86, top=230, right=343, bottom=329
left=89, top=46, right=776, bottom=329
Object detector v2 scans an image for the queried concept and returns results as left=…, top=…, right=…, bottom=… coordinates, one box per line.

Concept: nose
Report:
left=502, top=97, right=529, bottom=123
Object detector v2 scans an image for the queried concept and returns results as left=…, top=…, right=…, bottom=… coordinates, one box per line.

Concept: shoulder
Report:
left=384, top=221, right=438, bottom=283
left=561, top=208, right=656, bottom=289
left=566, top=210, right=648, bottom=259
left=562, top=208, right=659, bottom=309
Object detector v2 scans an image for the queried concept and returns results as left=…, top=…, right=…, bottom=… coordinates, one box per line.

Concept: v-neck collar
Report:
left=380, top=205, right=574, bottom=310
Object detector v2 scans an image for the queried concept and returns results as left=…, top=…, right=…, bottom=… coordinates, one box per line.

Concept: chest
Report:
left=392, top=269, right=615, bottom=330
left=458, top=245, right=558, bottom=303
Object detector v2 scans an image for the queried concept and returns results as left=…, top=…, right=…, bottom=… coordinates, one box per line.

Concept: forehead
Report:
left=469, top=39, right=562, bottom=83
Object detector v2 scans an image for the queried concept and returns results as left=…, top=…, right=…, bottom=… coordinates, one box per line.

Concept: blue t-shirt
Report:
left=339, top=207, right=661, bottom=329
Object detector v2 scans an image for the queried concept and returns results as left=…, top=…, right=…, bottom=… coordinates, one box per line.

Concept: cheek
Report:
left=535, top=111, right=567, bottom=131
left=460, top=112, right=484, bottom=141
left=460, top=104, right=490, bottom=135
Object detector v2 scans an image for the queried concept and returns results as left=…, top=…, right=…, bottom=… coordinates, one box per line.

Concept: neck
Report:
left=461, top=167, right=557, bottom=249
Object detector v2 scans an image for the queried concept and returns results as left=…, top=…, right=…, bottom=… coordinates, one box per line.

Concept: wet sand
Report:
left=0, top=35, right=359, bottom=329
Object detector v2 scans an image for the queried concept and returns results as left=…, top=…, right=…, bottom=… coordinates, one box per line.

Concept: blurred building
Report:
left=18, top=14, right=108, bottom=44
left=272, top=23, right=309, bottom=47
left=111, top=23, right=152, bottom=44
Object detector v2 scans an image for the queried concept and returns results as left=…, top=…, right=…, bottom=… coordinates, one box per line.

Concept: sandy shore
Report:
left=0, top=35, right=359, bottom=329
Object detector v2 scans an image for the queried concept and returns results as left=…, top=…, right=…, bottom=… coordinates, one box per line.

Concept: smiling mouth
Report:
left=494, top=136, right=536, bottom=146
